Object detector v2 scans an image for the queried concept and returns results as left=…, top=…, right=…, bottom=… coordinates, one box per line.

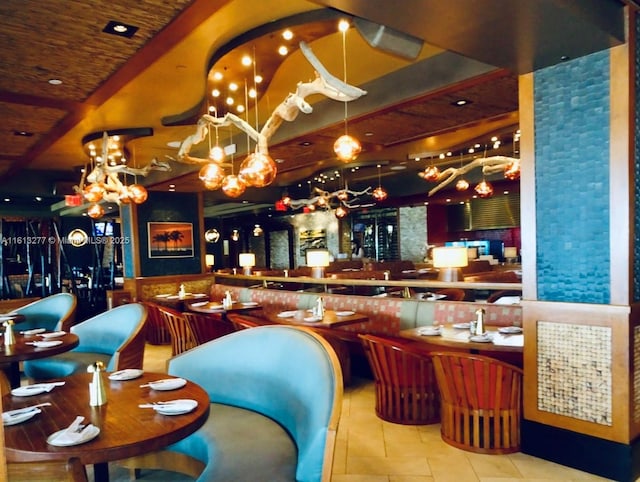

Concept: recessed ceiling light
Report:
left=278, top=46, right=288, bottom=56
left=169, top=184, right=176, bottom=188
left=229, top=82, right=238, bottom=92
left=254, top=75, right=263, bottom=84
left=452, top=99, right=471, bottom=106
left=282, top=29, right=293, bottom=40
left=212, top=71, right=223, bottom=81
left=338, top=19, right=350, bottom=32
left=365, top=132, right=373, bottom=137
left=3, top=198, right=10, bottom=202
left=48, top=79, right=62, bottom=85
left=241, top=55, right=252, bottom=66
left=237, top=105, right=245, bottom=113
left=211, top=89, right=220, bottom=98
left=103, top=20, right=138, bottom=38
left=35, top=196, right=42, bottom=202
left=300, top=141, right=312, bottom=147
left=13, top=130, right=33, bottom=137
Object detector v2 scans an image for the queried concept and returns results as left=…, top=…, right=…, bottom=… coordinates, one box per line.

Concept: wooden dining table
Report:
left=3, top=371, right=209, bottom=482
left=186, top=300, right=262, bottom=315
left=262, top=308, right=369, bottom=328
left=0, top=331, right=79, bottom=388
left=400, top=325, right=524, bottom=352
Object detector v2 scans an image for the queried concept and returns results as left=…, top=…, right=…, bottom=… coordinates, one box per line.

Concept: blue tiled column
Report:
left=534, top=51, right=610, bottom=304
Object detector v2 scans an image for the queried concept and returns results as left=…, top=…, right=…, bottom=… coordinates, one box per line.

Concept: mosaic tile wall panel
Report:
left=537, top=321, right=612, bottom=425
left=399, top=205, right=427, bottom=262
left=634, top=15, right=640, bottom=302
left=534, top=51, right=610, bottom=303
left=634, top=326, right=640, bottom=422
left=269, top=230, right=290, bottom=269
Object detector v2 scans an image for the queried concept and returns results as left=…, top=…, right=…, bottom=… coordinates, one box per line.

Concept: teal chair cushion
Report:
left=23, top=303, right=146, bottom=379
left=166, top=325, right=339, bottom=482
left=171, top=403, right=296, bottom=481
left=14, top=293, right=76, bottom=332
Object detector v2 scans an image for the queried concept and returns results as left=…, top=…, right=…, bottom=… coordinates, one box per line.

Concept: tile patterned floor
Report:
left=109, top=343, right=615, bottom=482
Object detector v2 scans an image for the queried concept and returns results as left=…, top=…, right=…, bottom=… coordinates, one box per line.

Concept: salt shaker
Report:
left=87, top=361, right=107, bottom=406
left=178, top=283, right=186, bottom=299
left=3, top=320, right=15, bottom=346
left=223, top=290, right=232, bottom=309
left=315, top=297, right=325, bottom=319
left=474, top=308, right=485, bottom=336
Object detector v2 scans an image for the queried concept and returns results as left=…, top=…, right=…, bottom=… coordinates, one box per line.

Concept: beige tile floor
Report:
left=136, top=343, right=614, bottom=482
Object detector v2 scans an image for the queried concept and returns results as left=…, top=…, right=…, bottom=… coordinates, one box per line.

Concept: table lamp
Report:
left=504, top=246, right=518, bottom=263
left=306, top=249, right=331, bottom=278
left=239, top=253, right=256, bottom=275
left=433, top=246, right=468, bottom=282
left=205, top=254, right=215, bottom=272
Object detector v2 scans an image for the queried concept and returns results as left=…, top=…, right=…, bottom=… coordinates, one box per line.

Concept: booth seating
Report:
left=13, top=293, right=77, bottom=332
left=121, top=325, right=343, bottom=482
left=23, top=303, right=147, bottom=380
left=210, top=283, right=522, bottom=381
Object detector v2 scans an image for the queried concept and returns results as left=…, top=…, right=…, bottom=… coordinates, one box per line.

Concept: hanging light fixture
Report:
left=87, top=203, right=104, bottom=219
left=420, top=164, right=440, bottom=182
left=199, top=162, right=225, bottom=190
left=372, top=164, right=388, bottom=201
left=333, top=19, right=361, bottom=162
left=474, top=147, right=494, bottom=198
left=221, top=174, right=245, bottom=198
left=335, top=204, right=349, bottom=219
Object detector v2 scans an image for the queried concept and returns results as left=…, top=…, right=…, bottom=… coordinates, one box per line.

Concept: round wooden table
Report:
left=0, top=332, right=79, bottom=388
left=3, top=372, right=210, bottom=482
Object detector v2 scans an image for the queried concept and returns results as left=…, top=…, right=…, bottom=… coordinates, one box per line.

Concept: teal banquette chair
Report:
left=23, top=303, right=147, bottom=380
left=121, top=325, right=343, bottom=482
left=13, top=292, right=77, bottom=332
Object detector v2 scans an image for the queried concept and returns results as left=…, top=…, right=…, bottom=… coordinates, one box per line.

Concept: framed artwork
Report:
left=299, top=228, right=326, bottom=256
left=148, top=222, right=194, bottom=258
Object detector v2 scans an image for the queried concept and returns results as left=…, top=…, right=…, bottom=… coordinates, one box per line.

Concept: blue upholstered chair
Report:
left=121, top=325, right=343, bottom=482
left=13, top=292, right=77, bottom=332
left=23, top=303, right=148, bottom=380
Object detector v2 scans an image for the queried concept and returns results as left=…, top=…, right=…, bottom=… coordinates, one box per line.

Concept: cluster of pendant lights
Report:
left=82, top=135, right=148, bottom=218
left=420, top=132, right=520, bottom=198
left=199, top=19, right=361, bottom=199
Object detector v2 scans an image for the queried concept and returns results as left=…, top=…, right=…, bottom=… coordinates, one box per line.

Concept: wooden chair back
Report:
left=430, top=351, right=523, bottom=454
left=226, top=312, right=272, bottom=331
left=158, top=306, right=198, bottom=356
left=182, top=311, right=235, bottom=344
left=359, top=334, right=440, bottom=424
left=142, top=301, right=172, bottom=345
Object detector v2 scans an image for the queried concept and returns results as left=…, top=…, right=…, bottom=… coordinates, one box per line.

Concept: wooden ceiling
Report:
left=0, top=0, right=626, bottom=216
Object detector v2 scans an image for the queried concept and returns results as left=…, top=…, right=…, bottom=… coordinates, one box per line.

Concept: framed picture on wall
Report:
left=148, top=222, right=194, bottom=258
left=299, top=228, right=326, bottom=256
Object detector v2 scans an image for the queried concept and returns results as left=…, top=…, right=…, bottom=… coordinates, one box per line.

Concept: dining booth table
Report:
left=399, top=323, right=524, bottom=367
left=3, top=371, right=209, bottom=482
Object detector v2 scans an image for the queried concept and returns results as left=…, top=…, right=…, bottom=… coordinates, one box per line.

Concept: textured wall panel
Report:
left=534, top=51, right=610, bottom=303
left=537, top=321, right=612, bottom=425
left=399, top=205, right=427, bottom=262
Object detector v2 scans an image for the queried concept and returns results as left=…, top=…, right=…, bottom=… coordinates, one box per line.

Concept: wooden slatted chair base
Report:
left=432, top=351, right=523, bottom=454
left=360, top=334, right=440, bottom=425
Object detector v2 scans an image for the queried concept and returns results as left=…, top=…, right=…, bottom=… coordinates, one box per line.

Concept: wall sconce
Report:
left=205, top=254, right=215, bottom=272
left=306, top=249, right=331, bottom=278
left=239, top=252, right=256, bottom=275
left=231, top=229, right=240, bottom=241
left=253, top=224, right=263, bottom=237
left=204, top=228, right=220, bottom=243
left=432, top=246, right=468, bottom=282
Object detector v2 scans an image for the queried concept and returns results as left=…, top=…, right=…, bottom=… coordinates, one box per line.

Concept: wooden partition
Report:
left=123, top=273, right=216, bottom=303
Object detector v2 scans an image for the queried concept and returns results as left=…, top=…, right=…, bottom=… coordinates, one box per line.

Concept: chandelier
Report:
left=177, top=39, right=367, bottom=196
left=73, top=129, right=170, bottom=218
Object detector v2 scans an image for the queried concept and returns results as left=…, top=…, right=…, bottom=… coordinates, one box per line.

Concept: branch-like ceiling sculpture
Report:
left=176, top=41, right=367, bottom=196
left=425, top=155, right=520, bottom=196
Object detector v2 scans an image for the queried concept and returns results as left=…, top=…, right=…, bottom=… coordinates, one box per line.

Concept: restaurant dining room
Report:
left=0, top=0, right=638, bottom=481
